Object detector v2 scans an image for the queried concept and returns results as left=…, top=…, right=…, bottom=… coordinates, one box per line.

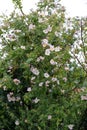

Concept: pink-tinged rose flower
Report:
left=29, top=24, right=35, bottom=30
left=30, top=66, right=39, bottom=76
left=45, top=80, right=50, bottom=87
left=49, top=45, right=55, bottom=51
left=41, top=39, right=49, bottom=47
left=13, top=79, right=20, bottom=85
left=50, top=59, right=57, bottom=65
left=63, top=77, right=67, bottom=82
left=81, top=95, right=87, bottom=100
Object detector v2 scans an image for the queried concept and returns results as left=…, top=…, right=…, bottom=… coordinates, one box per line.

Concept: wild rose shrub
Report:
left=0, top=0, right=87, bottom=129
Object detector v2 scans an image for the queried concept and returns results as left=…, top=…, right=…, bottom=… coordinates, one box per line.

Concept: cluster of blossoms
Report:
left=7, top=92, right=20, bottom=102
left=38, top=77, right=59, bottom=87
left=3, top=29, right=21, bottom=42
left=6, top=34, right=17, bottom=41
left=36, top=56, right=44, bottom=62
left=30, top=66, right=40, bottom=76
left=7, top=66, right=13, bottom=73
left=44, top=45, right=62, bottom=56
left=20, top=45, right=26, bottom=50
left=41, top=38, right=62, bottom=56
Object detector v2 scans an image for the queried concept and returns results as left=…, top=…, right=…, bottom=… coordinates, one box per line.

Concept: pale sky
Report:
left=0, top=0, right=87, bottom=17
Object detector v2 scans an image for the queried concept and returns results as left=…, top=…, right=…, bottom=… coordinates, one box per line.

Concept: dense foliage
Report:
left=0, top=0, right=87, bottom=129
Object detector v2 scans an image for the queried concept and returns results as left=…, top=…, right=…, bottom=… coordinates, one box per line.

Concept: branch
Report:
left=12, top=0, right=25, bottom=16
left=71, top=51, right=87, bottom=74
left=80, top=18, right=86, bottom=58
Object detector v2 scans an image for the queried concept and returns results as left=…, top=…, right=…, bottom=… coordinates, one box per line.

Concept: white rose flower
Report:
left=37, top=56, right=44, bottom=62
left=50, top=59, right=57, bottom=65
left=48, top=115, right=52, bottom=120
left=16, top=97, right=21, bottom=101
left=55, top=46, right=61, bottom=52
left=20, top=46, right=26, bottom=50
left=3, top=86, right=7, bottom=91
left=36, top=57, right=40, bottom=62
left=27, top=87, right=32, bottom=92
left=42, top=39, right=48, bottom=44
left=33, top=97, right=40, bottom=103
left=47, top=25, right=52, bottom=32
left=39, top=82, right=43, bottom=87
left=52, top=77, right=57, bottom=82
left=44, top=73, right=49, bottom=78
left=31, top=76, right=36, bottom=80
left=15, top=120, right=19, bottom=125
left=68, top=124, right=74, bottom=130
left=14, top=29, right=21, bottom=33
left=55, top=31, right=59, bottom=37
left=38, top=18, right=43, bottom=23
left=43, top=29, right=48, bottom=34
left=29, top=24, right=35, bottom=30
left=63, top=77, right=67, bottom=82
left=65, top=67, right=69, bottom=71
left=7, top=94, right=11, bottom=102
left=45, top=49, right=50, bottom=56
left=57, top=80, right=60, bottom=85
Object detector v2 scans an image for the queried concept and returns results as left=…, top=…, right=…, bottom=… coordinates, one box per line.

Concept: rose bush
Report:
left=0, top=0, right=87, bottom=129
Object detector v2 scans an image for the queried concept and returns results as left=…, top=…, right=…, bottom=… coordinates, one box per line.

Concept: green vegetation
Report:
left=0, top=0, right=87, bottom=129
